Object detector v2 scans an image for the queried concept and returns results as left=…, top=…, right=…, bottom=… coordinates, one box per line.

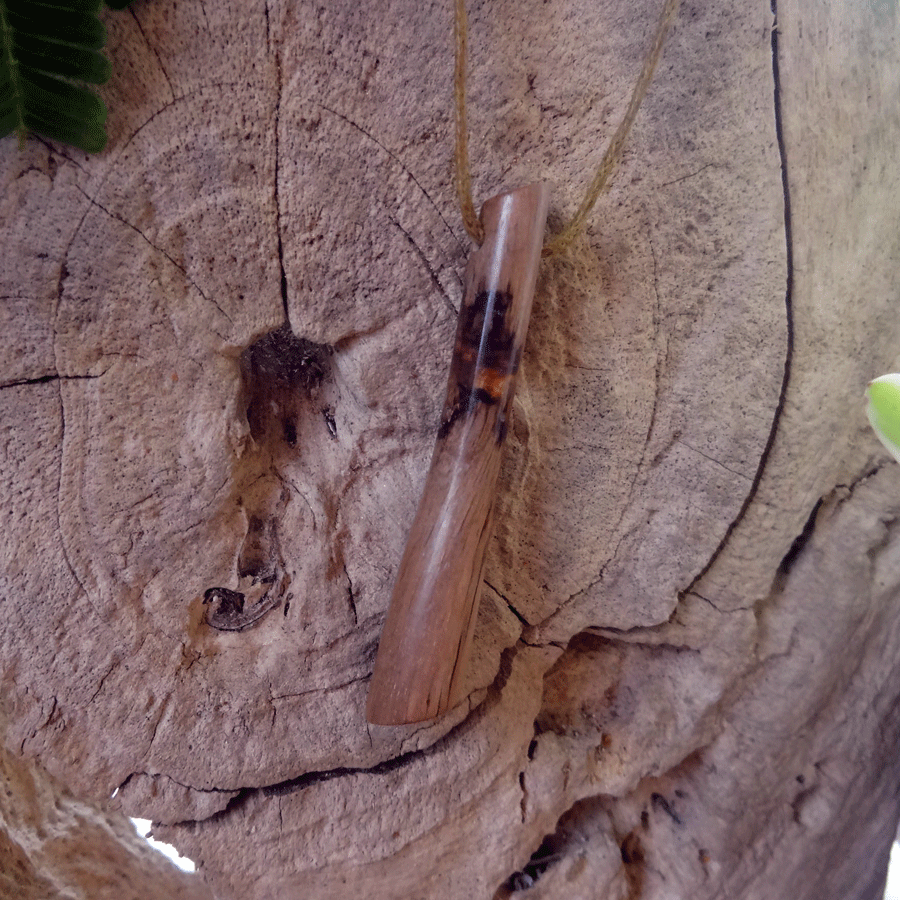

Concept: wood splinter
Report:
left=366, top=182, right=550, bottom=726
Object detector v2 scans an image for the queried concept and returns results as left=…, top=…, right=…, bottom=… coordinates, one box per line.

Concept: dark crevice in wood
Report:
left=265, top=3, right=291, bottom=330
left=163, top=647, right=522, bottom=829
left=494, top=747, right=710, bottom=899
left=679, top=0, right=795, bottom=598
left=834, top=464, right=885, bottom=499
left=342, top=560, right=358, bottom=627
left=777, top=498, right=822, bottom=576
left=650, top=790, right=683, bottom=826
left=485, top=580, right=531, bottom=630
left=241, top=323, right=331, bottom=443
left=0, top=372, right=103, bottom=390
left=498, top=835, right=566, bottom=896
left=620, top=829, right=646, bottom=899
left=202, top=583, right=281, bottom=632
left=167, top=738, right=429, bottom=828
left=272, top=30, right=289, bottom=326
left=200, top=323, right=331, bottom=632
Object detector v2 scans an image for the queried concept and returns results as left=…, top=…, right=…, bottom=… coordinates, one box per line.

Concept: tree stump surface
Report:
left=2, top=0, right=899, bottom=898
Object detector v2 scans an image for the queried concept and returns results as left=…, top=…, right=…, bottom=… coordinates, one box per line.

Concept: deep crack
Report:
left=679, top=0, right=795, bottom=597
left=162, top=647, right=524, bottom=829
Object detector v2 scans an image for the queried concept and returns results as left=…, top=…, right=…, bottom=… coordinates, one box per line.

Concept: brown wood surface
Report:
left=0, top=735, right=213, bottom=900
left=2, top=1, right=900, bottom=898
left=366, top=183, right=549, bottom=725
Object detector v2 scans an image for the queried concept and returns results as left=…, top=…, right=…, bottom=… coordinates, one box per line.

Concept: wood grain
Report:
left=366, top=183, right=550, bottom=725
left=6, top=1, right=900, bottom=896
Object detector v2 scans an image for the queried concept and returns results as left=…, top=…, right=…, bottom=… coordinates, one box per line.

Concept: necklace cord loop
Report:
left=453, top=0, right=680, bottom=257
left=453, top=0, right=485, bottom=245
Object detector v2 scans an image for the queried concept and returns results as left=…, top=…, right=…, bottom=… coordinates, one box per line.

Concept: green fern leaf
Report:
left=1, top=0, right=113, bottom=153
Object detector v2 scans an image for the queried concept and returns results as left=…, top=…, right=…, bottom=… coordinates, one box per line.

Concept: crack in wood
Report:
left=163, top=745, right=427, bottom=829
left=271, top=20, right=289, bottom=327
left=500, top=837, right=567, bottom=895
left=485, top=580, right=530, bottom=629
left=71, top=184, right=233, bottom=325
left=677, top=0, right=796, bottom=598
left=659, top=162, right=713, bottom=188
left=675, top=438, right=754, bottom=482
left=776, top=498, right=823, bottom=576
left=390, top=215, right=458, bottom=316
left=116, top=771, right=239, bottom=798
left=0, top=371, right=106, bottom=390
left=341, top=561, right=358, bottom=627
left=315, top=100, right=467, bottom=258
left=129, top=5, right=176, bottom=103
left=159, top=647, right=522, bottom=829
left=270, top=673, right=368, bottom=703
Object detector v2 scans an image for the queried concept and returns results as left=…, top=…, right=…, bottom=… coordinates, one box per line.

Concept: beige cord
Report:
left=453, top=0, right=484, bottom=245
left=453, top=0, right=681, bottom=257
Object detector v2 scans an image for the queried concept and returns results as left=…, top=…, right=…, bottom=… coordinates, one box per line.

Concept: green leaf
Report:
left=15, top=32, right=111, bottom=81
left=24, top=107, right=105, bottom=150
left=8, top=0, right=103, bottom=12
left=866, top=374, right=900, bottom=464
left=6, top=6, right=106, bottom=51
left=0, top=106, right=16, bottom=134
left=21, top=67, right=106, bottom=119
left=0, top=0, right=112, bottom=152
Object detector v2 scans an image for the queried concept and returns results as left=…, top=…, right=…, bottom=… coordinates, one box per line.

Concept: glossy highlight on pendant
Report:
left=366, top=182, right=550, bottom=726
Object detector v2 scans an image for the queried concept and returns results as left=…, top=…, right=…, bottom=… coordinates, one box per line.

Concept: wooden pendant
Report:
left=366, top=182, right=550, bottom=725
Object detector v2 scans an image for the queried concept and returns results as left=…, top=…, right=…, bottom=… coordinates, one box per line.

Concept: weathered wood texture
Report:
left=367, top=183, right=549, bottom=725
left=0, top=734, right=213, bottom=900
left=1, top=0, right=899, bottom=898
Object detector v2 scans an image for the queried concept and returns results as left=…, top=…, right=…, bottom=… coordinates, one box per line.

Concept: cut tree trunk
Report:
left=2, top=0, right=900, bottom=898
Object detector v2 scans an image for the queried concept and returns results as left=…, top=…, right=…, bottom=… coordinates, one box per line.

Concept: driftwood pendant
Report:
left=366, top=182, right=550, bottom=725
